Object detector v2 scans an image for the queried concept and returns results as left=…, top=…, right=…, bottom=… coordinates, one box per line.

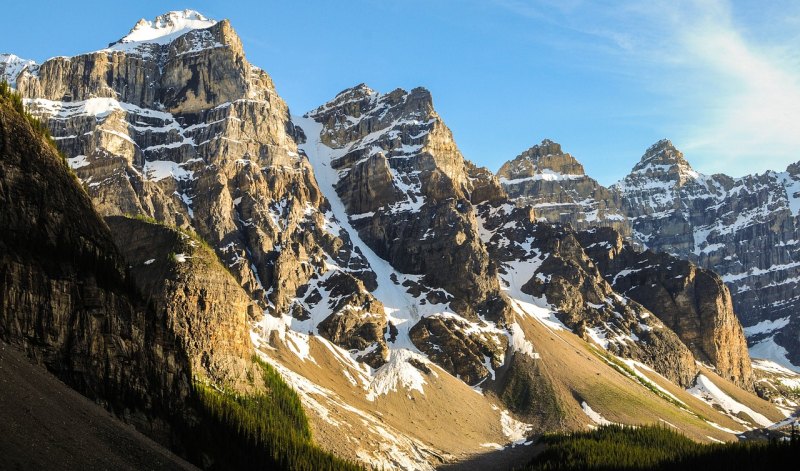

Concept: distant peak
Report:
left=645, top=138, right=677, bottom=155
left=636, top=139, right=689, bottom=167
left=498, top=139, right=585, bottom=180
left=333, top=83, right=376, bottom=100
left=628, top=139, right=700, bottom=182
left=524, top=139, right=564, bottom=158
left=111, top=10, right=217, bottom=47
left=0, top=53, right=37, bottom=87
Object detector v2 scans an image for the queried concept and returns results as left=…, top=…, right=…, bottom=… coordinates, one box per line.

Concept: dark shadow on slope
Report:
left=0, top=340, right=196, bottom=470
left=436, top=442, right=545, bottom=471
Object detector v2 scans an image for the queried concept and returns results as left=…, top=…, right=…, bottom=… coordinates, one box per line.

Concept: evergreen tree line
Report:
left=523, top=423, right=800, bottom=470
left=0, top=80, right=61, bottom=153
left=185, top=357, right=363, bottom=471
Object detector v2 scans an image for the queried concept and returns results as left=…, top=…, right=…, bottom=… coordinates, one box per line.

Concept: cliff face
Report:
left=476, top=203, right=698, bottom=387
left=614, top=140, right=800, bottom=369
left=0, top=95, right=192, bottom=432
left=9, top=12, right=386, bottom=369
left=498, top=140, right=629, bottom=236
left=296, top=84, right=516, bottom=387
left=499, top=137, right=800, bottom=373
left=305, top=84, right=511, bottom=324
left=0, top=90, right=359, bottom=469
left=578, top=227, right=754, bottom=390
left=105, top=216, right=257, bottom=391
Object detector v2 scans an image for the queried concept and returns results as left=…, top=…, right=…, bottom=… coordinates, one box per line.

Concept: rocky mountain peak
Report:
left=786, top=160, right=800, bottom=177
left=498, top=139, right=628, bottom=235
left=497, top=139, right=585, bottom=182
left=324, top=82, right=377, bottom=107
left=0, top=54, right=36, bottom=87
left=627, top=138, right=700, bottom=184
left=111, top=9, right=217, bottom=47
left=307, top=85, right=434, bottom=136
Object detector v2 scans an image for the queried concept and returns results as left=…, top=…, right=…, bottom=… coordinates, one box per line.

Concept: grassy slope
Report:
left=192, top=358, right=362, bottom=471
left=513, top=312, right=784, bottom=442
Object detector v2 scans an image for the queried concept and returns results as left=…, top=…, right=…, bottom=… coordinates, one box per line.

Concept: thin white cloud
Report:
left=493, top=0, right=800, bottom=177
left=661, top=1, right=800, bottom=175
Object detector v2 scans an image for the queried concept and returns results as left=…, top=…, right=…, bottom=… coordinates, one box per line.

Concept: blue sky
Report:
left=3, top=1, right=799, bottom=184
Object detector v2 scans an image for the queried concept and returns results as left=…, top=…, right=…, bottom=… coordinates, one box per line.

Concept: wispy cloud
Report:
left=493, top=0, right=800, bottom=176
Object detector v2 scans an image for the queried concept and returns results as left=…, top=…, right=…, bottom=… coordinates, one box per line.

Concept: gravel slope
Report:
left=0, top=341, right=196, bottom=471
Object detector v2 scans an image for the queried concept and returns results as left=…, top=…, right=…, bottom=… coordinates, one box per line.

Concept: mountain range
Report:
left=1, top=10, right=799, bottom=470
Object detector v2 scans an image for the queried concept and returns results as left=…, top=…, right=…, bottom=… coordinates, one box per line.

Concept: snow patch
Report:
left=688, top=374, right=773, bottom=427
left=744, top=317, right=791, bottom=337
left=500, top=410, right=532, bottom=445
left=143, top=160, right=194, bottom=182
left=366, top=350, right=430, bottom=401
left=749, top=336, right=800, bottom=373
left=109, top=10, right=217, bottom=48
left=581, top=401, right=612, bottom=426
left=509, top=323, right=540, bottom=359
left=67, top=155, right=90, bottom=169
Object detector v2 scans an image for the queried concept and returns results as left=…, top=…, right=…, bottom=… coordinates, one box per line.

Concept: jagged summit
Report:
left=337, top=82, right=376, bottom=98
left=628, top=138, right=700, bottom=182
left=307, top=84, right=434, bottom=122
left=497, top=139, right=585, bottom=182
left=498, top=139, right=629, bottom=235
left=0, top=53, right=36, bottom=87
left=110, top=10, right=217, bottom=47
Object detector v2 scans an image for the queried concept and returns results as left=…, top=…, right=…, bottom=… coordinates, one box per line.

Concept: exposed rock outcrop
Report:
left=578, top=227, right=754, bottom=390
left=105, top=216, right=257, bottom=391
left=614, top=140, right=800, bottom=368
left=499, top=137, right=800, bottom=370
left=305, top=84, right=513, bottom=324
left=476, top=203, right=698, bottom=387
left=0, top=93, right=192, bottom=436
left=499, top=140, right=629, bottom=236
left=409, top=315, right=508, bottom=385
left=7, top=11, right=384, bottom=370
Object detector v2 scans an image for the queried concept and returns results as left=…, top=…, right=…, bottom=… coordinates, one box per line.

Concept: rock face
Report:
left=409, top=315, right=508, bottom=385
left=613, top=140, right=800, bottom=369
left=476, top=203, right=698, bottom=387
left=499, top=137, right=800, bottom=371
left=305, top=84, right=512, bottom=324
left=0, top=90, right=351, bottom=469
left=6, top=11, right=385, bottom=369
left=105, top=216, right=257, bottom=391
left=578, top=227, right=754, bottom=390
left=296, top=84, right=519, bottom=387
left=0, top=93, right=192, bottom=434
left=499, top=140, right=628, bottom=236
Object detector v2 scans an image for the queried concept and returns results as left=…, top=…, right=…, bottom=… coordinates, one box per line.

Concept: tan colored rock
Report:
left=499, top=139, right=629, bottom=236
left=579, top=227, right=755, bottom=390
left=105, top=216, right=258, bottom=392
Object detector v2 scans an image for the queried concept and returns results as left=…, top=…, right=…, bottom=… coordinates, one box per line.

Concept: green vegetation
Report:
left=590, top=346, right=690, bottom=413
left=0, top=80, right=61, bottom=154
left=524, top=424, right=800, bottom=470
left=188, top=357, right=362, bottom=471
left=130, top=213, right=161, bottom=225
left=125, top=213, right=217, bottom=260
